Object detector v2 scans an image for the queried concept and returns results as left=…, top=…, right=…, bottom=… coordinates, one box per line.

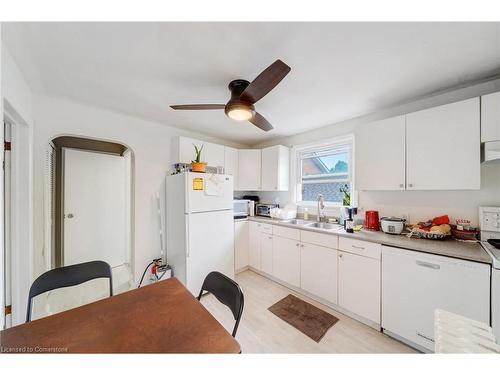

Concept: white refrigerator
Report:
left=166, top=172, right=234, bottom=295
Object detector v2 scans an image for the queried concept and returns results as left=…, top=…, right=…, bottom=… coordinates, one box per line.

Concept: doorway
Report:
left=47, top=136, right=134, bottom=293
left=3, top=120, right=12, bottom=329
left=2, top=107, right=33, bottom=328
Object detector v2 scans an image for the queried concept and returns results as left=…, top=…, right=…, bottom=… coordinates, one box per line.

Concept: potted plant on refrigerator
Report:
left=191, top=144, right=207, bottom=172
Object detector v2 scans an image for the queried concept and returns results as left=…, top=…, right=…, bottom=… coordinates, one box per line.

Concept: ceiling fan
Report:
left=170, top=59, right=291, bottom=132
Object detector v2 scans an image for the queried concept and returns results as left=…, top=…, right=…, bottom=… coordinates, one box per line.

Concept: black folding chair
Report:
left=197, top=271, right=244, bottom=337
left=26, top=260, right=113, bottom=322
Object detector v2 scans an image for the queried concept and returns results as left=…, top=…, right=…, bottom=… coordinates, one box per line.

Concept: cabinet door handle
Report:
left=338, top=253, right=343, bottom=258
left=416, top=260, right=440, bottom=270
left=268, top=236, right=272, bottom=240
left=399, top=184, right=404, bottom=188
left=408, top=183, right=414, bottom=188
left=352, top=245, right=365, bottom=250
left=300, top=244, right=304, bottom=248
left=296, top=243, right=300, bottom=247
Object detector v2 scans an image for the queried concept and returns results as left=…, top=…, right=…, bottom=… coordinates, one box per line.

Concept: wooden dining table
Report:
left=0, top=277, right=241, bottom=353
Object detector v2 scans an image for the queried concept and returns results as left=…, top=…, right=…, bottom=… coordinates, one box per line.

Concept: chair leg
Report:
left=232, top=317, right=242, bottom=337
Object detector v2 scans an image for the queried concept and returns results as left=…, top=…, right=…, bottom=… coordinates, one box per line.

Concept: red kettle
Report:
left=365, top=210, right=380, bottom=231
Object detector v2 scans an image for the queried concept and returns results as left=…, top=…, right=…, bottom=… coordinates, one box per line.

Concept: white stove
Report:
left=479, top=206, right=500, bottom=342
left=481, top=240, right=500, bottom=269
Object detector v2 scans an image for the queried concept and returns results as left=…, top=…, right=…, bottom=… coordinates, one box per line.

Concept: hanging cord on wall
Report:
left=137, top=258, right=162, bottom=288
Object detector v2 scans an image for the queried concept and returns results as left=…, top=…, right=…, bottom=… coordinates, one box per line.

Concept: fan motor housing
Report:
left=228, top=79, right=250, bottom=100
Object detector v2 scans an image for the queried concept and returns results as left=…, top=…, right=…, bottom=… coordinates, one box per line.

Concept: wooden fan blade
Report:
left=240, top=59, right=291, bottom=104
left=170, top=104, right=225, bottom=110
left=249, top=112, right=273, bottom=132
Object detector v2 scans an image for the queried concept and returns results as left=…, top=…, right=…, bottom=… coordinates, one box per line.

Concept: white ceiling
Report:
left=3, top=22, right=500, bottom=145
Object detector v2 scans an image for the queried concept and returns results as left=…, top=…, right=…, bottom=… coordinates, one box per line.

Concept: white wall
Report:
left=32, top=94, right=246, bottom=283
left=2, top=43, right=33, bottom=125
left=254, top=78, right=500, bottom=226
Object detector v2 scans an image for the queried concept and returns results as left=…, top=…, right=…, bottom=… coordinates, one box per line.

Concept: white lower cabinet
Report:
left=273, top=235, right=301, bottom=288
left=234, top=220, right=249, bottom=271
left=382, top=245, right=490, bottom=352
left=260, top=233, right=274, bottom=275
left=249, top=221, right=261, bottom=270
left=300, top=243, right=338, bottom=304
left=338, top=251, right=380, bottom=324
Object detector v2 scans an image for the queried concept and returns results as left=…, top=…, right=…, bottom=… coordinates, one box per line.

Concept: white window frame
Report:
left=291, top=134, right=355, bottom=209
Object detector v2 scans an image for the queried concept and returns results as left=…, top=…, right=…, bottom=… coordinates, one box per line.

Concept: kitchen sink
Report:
left=280, top=219, right=312, bottom=225
left=304, top=222, right=341, bottom=230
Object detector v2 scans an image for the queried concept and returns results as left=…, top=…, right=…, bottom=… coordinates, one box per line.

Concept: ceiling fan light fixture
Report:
left=225, top=103, right=255, bottom=121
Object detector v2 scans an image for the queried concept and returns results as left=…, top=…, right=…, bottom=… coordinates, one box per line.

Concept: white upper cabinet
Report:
left=481, top=91, right=500, bottom=142
left=173, top=136, right=225, bottom=167
left=406, top=98, right=480, bottom=190
left=204, top=142, right=226, bottom=167
left=261, top=145, right=290, bottom=191
left=356, top=116, right=406, bottom=191
left=238, top=149, right=262, bottom=191
left=224, top=146, right=238, bottom=189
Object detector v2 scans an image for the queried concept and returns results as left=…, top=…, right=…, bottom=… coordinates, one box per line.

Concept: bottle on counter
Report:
left=303, top=208, right=309, bottom=220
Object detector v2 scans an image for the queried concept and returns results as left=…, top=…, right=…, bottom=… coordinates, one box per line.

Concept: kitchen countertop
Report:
left=247, top=216, right=492, bottom=264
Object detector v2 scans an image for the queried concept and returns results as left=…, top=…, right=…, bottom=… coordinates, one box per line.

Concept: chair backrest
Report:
left=26, top=260, right=113, bottom=322
left=197, top=271, right=244, bottom=337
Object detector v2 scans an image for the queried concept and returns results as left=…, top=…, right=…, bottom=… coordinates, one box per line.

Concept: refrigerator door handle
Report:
left=185, top=215, right=190, bottom=258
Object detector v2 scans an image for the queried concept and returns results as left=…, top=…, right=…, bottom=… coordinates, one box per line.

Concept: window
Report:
left=294, top=137, right=353, bottom=206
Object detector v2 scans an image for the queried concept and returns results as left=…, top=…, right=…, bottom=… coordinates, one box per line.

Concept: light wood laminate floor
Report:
left=200, top=270, right=417, bottom=353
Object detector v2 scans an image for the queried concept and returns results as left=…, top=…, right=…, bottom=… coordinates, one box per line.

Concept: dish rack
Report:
left=407, top=227, right=451, bottom=240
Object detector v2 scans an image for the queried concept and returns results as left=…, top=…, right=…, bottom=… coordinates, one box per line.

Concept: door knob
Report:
left=66, top=213, right=74, bottom=219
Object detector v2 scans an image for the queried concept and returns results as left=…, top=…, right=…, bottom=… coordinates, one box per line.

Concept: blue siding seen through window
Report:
left=302, top=182, right=350, bottom=203
left=299, top=145, right=351, bottom=203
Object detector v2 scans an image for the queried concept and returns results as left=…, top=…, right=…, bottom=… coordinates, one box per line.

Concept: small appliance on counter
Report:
left=242, top=195, right=259, bottom=217
left=233, top=199, right=251, bottom=219
left=256, top=203, right=279, bottom=217
left=380, top=216, right=406, bottom=235
left=342, top=206, right=358, bottom=233
left=364, top=210, right=380, bottom=231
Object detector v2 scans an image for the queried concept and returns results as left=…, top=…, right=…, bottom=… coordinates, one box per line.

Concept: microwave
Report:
left=255, top=203, right=279, bottom=217
left=233, top=200, right=251, bottom=219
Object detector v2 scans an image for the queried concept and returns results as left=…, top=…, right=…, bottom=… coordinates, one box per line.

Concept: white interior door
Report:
left=63, top=148, right=126, bottom=268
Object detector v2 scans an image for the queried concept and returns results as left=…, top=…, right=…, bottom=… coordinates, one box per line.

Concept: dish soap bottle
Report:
left=303, top=208, right=309, bottom=220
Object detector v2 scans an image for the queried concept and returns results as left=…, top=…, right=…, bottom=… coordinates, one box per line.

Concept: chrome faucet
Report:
left=317, top=194, right=325, bottom=222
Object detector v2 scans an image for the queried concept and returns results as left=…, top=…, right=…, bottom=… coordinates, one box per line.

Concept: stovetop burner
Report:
left=487, top=238, right=500, bottom=250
